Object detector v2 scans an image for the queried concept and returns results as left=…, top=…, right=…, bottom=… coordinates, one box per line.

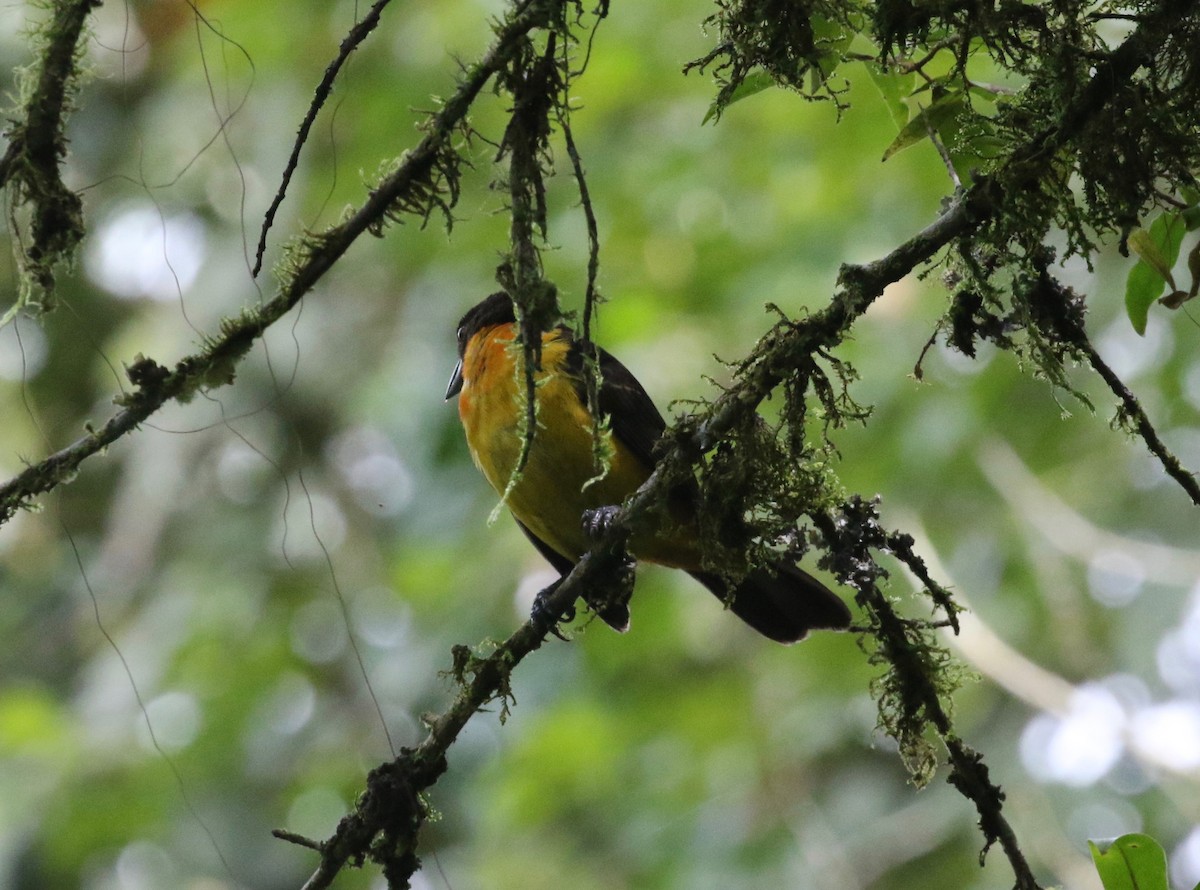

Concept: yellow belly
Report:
left=458, top=330, right=656, bottom=562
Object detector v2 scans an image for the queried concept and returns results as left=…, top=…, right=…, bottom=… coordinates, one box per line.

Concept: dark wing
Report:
left=564, top=333, right=667, bottom=470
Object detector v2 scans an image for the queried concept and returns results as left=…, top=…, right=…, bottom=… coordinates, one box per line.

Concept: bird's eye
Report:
left=456, top=325, right=465, bottom=344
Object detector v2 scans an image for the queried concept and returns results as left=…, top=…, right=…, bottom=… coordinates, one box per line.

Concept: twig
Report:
left=0, top=0, right=563, bottom=527
left=273, top=830, right=323, bottom=852
left=1083, top=341, right=1200, bottom=504
left=252, top=0, right=397, bottom=278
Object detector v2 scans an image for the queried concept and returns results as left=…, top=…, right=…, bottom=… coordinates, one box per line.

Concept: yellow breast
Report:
left=457, top=326, right=651, bottom=561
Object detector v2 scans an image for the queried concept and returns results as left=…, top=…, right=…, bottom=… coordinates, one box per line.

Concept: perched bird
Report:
left=445, top=291, right=851, bottom=643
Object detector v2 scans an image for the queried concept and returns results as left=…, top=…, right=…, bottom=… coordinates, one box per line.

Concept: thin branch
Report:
left=252, top=0, right=396, bottom=278
left=558, top=41, right=607, bottom=469
left=1083, top=342, right=1200, bottom=504
left=497, top=29, right=559, bottom=478
left=811, top=500, right=1039, bottom=889
left=1021, top=265, right=1200, bottom=506
left=273, top=829, right=323, bottom=852
left=0, top=0, right=562, bottom=527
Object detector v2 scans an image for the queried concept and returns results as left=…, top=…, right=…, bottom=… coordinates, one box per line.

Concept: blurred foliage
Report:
left=0, top=1, right=1199, bottom=889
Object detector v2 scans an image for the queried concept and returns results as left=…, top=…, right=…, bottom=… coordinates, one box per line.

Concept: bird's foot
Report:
left=581, top=504, right=620, bottom=540
left=584, top=550, right=636, bottom=631
left=531, top=577, right=576, bottom=641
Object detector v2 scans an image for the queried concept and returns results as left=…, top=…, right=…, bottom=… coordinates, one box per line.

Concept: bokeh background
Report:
left=1, top=1, right=1198, bottom=888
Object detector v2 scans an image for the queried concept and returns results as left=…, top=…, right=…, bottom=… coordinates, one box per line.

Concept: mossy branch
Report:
left=813, top=502, right=1037, bottom=887
left=252, top=0, right=398, bottom=278
left=279, top=10, right=1200, bottom=889
left=495, top=28, right=562, bottom=481
left=0, top=0, right=566, bottom=527
left=696, top=0, right=1198, bottom=505
left=285, top=535, right=635, bottom=890
left=0, top=0, right=101, bottom=312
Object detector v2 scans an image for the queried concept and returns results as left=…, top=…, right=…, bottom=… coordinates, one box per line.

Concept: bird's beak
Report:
left=444, top=359, right=464, bottom=401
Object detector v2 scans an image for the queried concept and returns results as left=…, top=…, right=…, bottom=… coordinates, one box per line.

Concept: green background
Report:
left=1, top=1, right=1198, bottom=888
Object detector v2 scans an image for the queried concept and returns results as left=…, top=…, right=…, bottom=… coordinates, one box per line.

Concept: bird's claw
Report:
left=581, top=505, right=620, bottom=540
left=531, top=579, right=576, bottom=641
left=583, top=550, right=636, bottom=629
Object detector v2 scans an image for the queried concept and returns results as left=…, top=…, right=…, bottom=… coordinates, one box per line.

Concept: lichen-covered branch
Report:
left=252, top=0, right=398, bottom=277
left=0, top=0, right=100, bottom=311
left=284, top=535, right=635, bottom=889
left=0, top=0, right=566, bottom=527
left=280, top=8, right=1199, bottom=890
left=495, top=28, right=562, bottom=481
left=813, top=501, right=1038, bottom=888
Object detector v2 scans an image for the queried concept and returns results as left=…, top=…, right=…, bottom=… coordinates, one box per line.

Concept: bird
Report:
left=445, top=291, right=851, bottom=643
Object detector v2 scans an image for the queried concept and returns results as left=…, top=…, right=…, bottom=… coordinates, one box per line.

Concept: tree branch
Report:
left=0, top=0, right=100, bottom=304
left=0, top=0, right=562, bottom=527
left=292, top=533, right=634, bottom=888
left=252, top=0, right=398, bottom=278
left=696, top=0, right=1198, bottom=503
left=283, top=8, right=1196, bottom=889
left=1083, top=341, right=1200, bottom=504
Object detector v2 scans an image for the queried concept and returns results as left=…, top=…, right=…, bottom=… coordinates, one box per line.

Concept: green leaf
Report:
left=866, top=64, right=914, bottom=131
left=1125, top=212, right=1186, bottom=334
left=810, top=15, right=855, bottom=76
left=1128, top=228, right=1178, bottom=288
left=881, top=91, right=965, bottom=161
left=1089, top=834, right=1170, bottom=890
left=1126, top=260, right=1161, bottom=335
left=1181, top=202, right=1200, bottom=231
left=702, top=71, right=775, bottom=124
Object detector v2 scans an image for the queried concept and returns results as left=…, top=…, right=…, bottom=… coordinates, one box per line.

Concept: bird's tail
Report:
left=689, top=563, right=852, bottom=643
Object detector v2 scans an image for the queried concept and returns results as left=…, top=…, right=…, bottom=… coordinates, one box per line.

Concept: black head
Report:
left=446, top=292, right=517, bottom=400
left=454, top=291, right=516, bottom=358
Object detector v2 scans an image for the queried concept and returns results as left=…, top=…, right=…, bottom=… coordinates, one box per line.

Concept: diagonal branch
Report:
left=285, top=534, right=634, bottom=889
left=696, top=0, right=1197, bottom=504
left=252, top=0, right=398, bottom=278
left=0, top=0, right=564, bottom=527
left=281, top=9, right=1196, bottom=889
left=1083, top=341, right=1200, bottom=504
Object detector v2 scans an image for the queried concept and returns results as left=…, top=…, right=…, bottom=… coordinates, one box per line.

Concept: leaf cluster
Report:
left=689, top=0, right=861, bottom=116
left=692, top=1, right=1200, bottom=380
